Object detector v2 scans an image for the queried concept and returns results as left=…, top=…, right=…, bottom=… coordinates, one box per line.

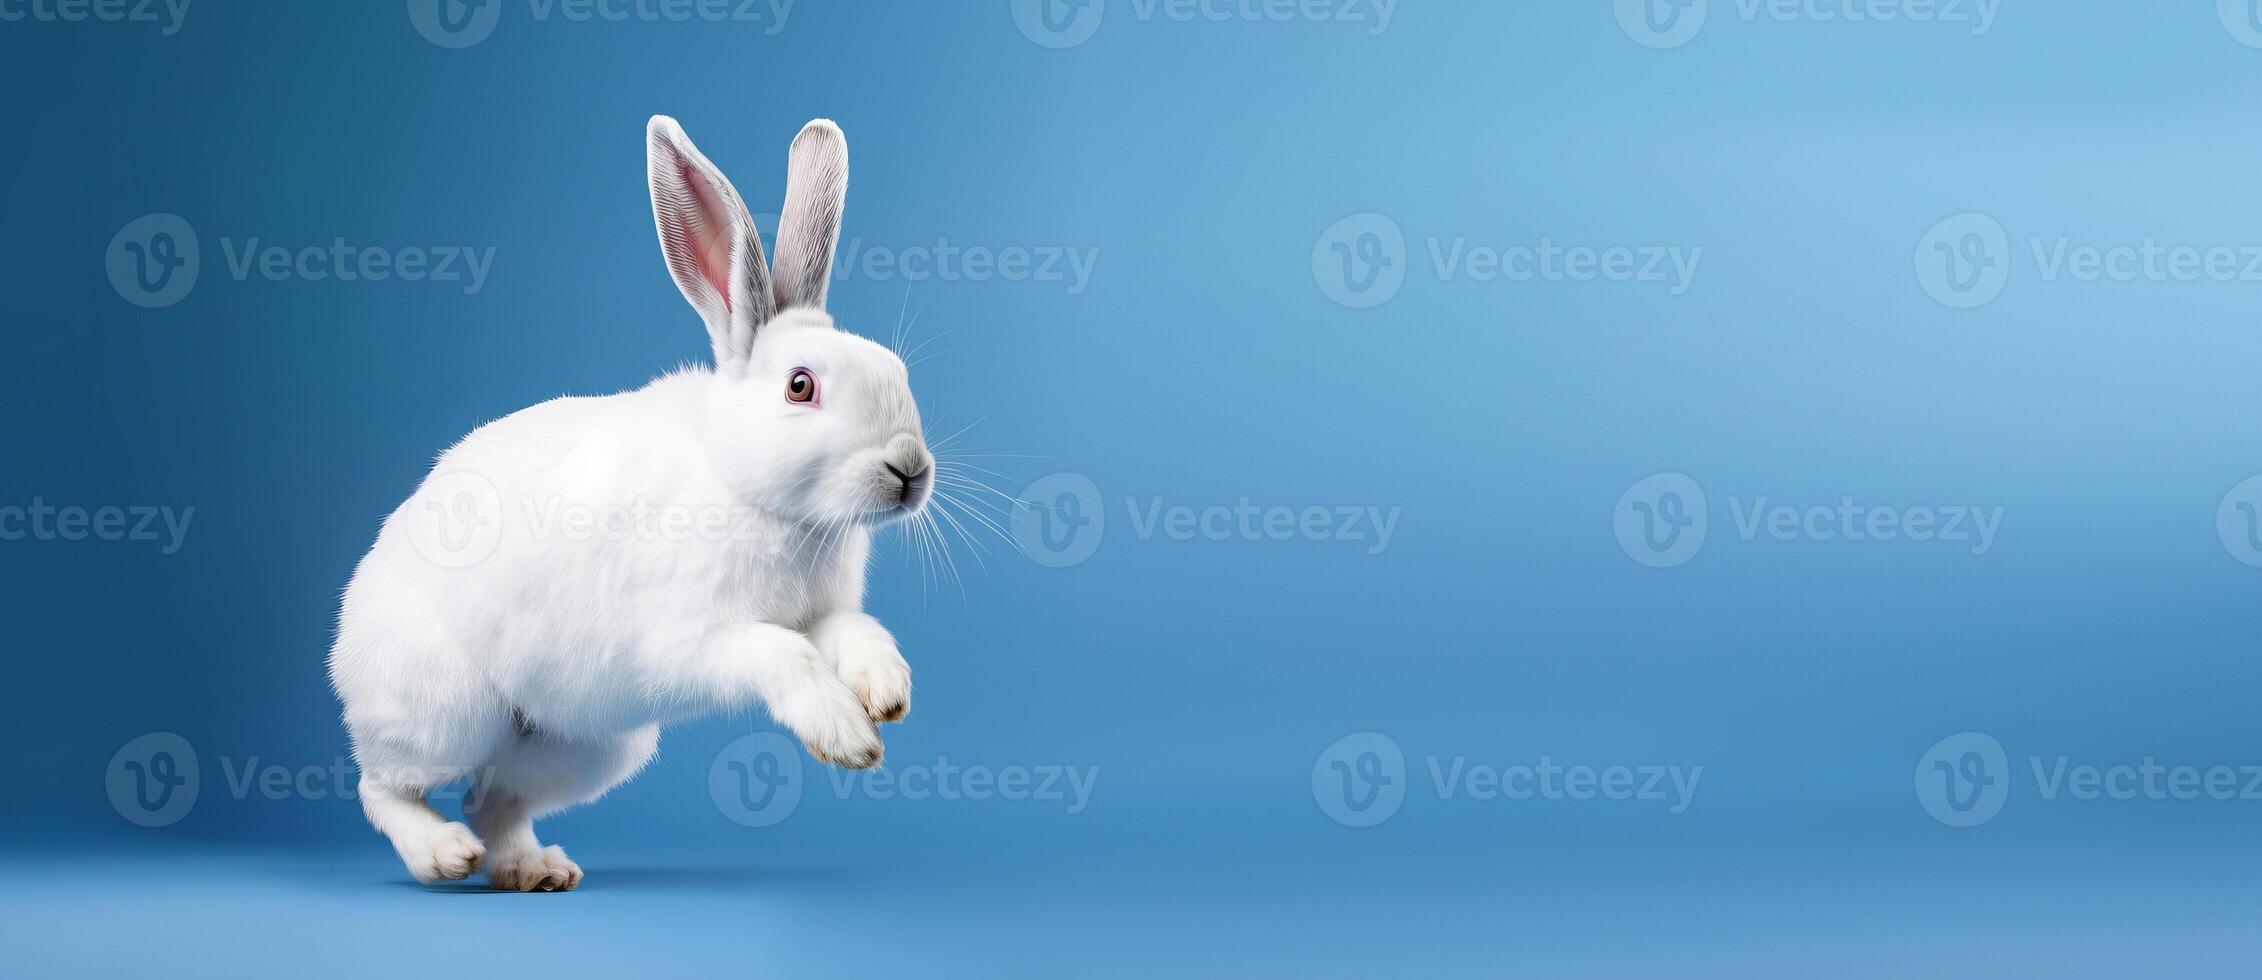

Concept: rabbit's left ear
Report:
left=771, top=119, right=848, bottom=313
left=648, top=115, right=775, bottom=371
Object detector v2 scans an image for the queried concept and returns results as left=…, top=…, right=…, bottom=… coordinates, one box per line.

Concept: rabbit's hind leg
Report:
left=334, top=588, right=519, bottom=884
left=360, top=778, right=487, bottom=884
left=467, top=722, right=660, bottom=892
left=346, top=690, right=516, bottom=885
left=350, top=702, right=515, bottom=885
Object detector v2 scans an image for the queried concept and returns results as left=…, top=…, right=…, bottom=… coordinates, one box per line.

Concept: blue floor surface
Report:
left=8, top=809, right=2259, bottom=977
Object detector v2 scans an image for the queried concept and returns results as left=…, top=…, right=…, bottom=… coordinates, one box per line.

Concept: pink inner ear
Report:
left=676, top=160, right=733, bottom=315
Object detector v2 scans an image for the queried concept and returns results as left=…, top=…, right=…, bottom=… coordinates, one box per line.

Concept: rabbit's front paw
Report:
left=780, top=678, right=885, bottom=769
left=801, top=710, right=884, bottom=769
left=812, top=614, right=912, bottom=723
left=840, top=641, right=911, bottom=724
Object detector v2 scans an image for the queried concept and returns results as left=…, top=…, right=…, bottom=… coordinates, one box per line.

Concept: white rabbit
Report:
left=329, top=116, right=928, bottom=891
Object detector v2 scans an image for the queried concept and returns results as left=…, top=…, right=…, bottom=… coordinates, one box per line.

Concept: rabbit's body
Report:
left=336, top=368, right=868, bottom=736
left=332, top=119, right=925, bottom=891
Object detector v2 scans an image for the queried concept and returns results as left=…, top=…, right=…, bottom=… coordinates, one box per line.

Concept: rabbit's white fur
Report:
left=329, top=117, right=929, bottom=891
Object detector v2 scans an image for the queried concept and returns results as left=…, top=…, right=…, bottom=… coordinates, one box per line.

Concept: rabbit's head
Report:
left=647, top=116, right=931, bottom=526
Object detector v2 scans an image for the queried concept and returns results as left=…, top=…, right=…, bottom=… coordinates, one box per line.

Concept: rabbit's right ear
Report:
left=771, top=119, right=848, bottom=313
left=648, top=115, right=775, bottom=371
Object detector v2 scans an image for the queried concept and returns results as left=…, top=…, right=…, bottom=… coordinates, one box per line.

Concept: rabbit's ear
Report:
left=771, top=119, right=847, bottom=313
left=648, top=115, right=775, bottom=370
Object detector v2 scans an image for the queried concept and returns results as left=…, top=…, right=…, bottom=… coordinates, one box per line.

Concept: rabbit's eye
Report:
left=786, top=369, right=819, bottom=405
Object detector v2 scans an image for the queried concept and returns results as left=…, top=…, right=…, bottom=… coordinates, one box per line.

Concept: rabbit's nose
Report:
left=885, top=461, right=930, bottom=507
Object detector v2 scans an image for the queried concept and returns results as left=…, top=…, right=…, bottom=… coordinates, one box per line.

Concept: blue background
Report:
left=6, top=0, right=2262, bottom=975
